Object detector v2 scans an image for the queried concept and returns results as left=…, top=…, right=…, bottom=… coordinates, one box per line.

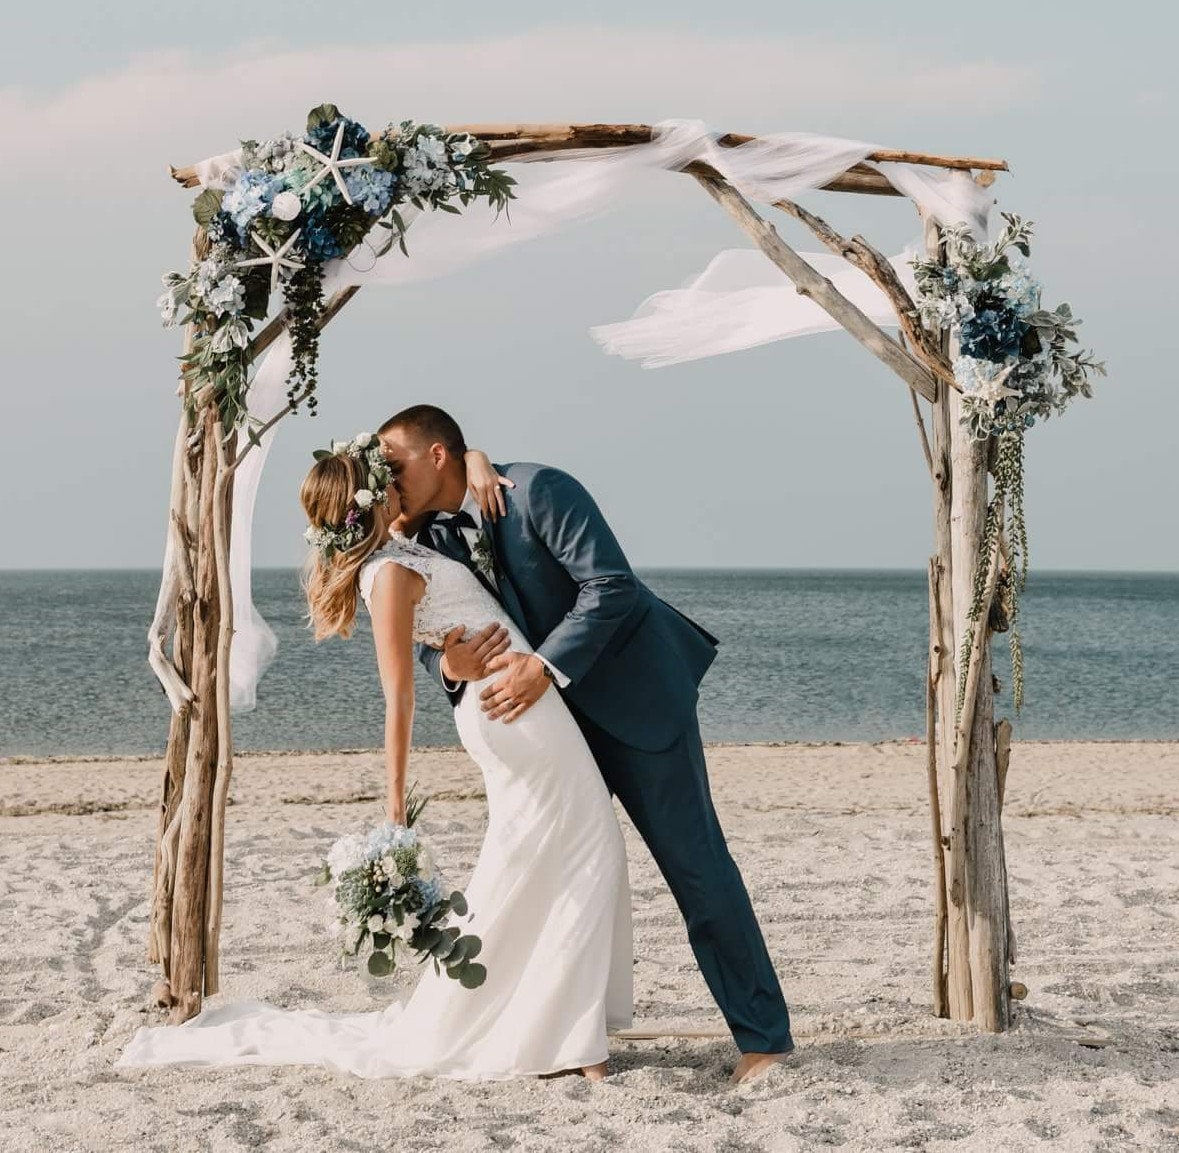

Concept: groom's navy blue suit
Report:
left=418, top=462, right=792, bottom=1054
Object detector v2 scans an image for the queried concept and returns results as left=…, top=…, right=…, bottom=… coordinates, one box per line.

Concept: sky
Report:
left=1, top=1, right=1174, bottom=571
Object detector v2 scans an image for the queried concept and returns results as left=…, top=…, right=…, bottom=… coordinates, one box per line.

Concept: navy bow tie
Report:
left=438, top=510, right=478, bottom=535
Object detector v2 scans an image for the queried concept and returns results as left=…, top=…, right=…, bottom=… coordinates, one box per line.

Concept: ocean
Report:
left=1, top=569, right=1176, bottom=758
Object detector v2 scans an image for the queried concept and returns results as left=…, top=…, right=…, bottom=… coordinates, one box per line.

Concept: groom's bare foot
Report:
left=730, top=1050, right=793, bottom=1085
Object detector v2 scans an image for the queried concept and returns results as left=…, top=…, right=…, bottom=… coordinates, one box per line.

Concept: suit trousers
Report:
left=568, top=705, right=794, bottom=1054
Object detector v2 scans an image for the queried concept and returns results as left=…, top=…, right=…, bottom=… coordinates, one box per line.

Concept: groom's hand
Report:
left=439, top=624, right=510, bottom=682
left=480, top=652, right=550, bottom=723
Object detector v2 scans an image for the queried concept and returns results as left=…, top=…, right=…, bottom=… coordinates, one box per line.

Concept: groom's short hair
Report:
left=379, top=405, right=467, bottom=458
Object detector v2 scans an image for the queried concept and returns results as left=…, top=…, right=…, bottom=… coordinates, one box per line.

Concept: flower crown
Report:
left=303, top=433, right=395, bottom=559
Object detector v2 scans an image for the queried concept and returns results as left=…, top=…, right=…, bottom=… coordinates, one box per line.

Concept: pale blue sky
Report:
left=1, top=2, right=1174, bottom=570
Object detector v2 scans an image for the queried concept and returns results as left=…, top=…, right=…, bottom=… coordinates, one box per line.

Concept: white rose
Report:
left=353, top=433, right=374, bottom=448
left=270, top=191, right=301, bottom=221
left=367, top=913, right=385, bottom=933
left=397, top=914, right=420, bottom=942
left=354, top=489, right=375, bottom=509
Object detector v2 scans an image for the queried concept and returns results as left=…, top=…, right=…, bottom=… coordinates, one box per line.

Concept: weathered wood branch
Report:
left=204, top=430, right=237, bottom=995
left=692, top=171, right=938, bottom=401
left=171, top=122, right=1007, bottom=189
left=168, top=408, right=221, bottom=1025
left=770, top=196, right=956, bottom=390
left=927, top=559, right=949, bottom=1019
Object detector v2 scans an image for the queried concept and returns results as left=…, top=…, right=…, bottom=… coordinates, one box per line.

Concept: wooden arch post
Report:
left=150, top=123, right=1016, bottom=1031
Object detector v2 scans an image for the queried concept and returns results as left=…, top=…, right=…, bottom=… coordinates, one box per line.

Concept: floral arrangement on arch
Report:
left=911, top=215, right=1105, bottom=713
left=911, top=213, right=1104, bottom=442
left=157, top=104, right=515, bottom=432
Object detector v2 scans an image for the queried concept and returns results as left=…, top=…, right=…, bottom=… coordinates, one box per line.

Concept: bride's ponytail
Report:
left=300, top=454, right=390, bottom=640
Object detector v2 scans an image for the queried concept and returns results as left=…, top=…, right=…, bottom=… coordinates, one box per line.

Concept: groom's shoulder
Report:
left=497, top=461, right=585, bottom=492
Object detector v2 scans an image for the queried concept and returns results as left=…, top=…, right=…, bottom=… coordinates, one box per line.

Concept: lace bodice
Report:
left=358, top=532, right=526, bottom=650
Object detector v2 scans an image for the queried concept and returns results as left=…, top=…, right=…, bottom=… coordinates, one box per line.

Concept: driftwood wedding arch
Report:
left=149, top=121, right=1019, bottom=1034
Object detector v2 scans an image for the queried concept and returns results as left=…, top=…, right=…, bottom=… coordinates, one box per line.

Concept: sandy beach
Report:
left=1, top=740, right=1176, bottom=1152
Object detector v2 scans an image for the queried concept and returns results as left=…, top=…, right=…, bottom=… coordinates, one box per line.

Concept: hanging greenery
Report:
left=912, top=215, right=1105, bottom=713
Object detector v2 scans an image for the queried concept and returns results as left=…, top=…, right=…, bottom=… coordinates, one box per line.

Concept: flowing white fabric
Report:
left=590, top=248, right=919, bottom=369
left=212, top=119, right=997, bottom=710
left=120, top=537, right=634, bottom=1079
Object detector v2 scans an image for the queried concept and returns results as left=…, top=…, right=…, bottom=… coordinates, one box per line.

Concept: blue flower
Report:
left=413, top=876, right=443, bottom=909
left=306, top=116, right=370, bottom=159
left=300, top=208, right=342, bottom=261
left=223, top=168, right=286, bottom=243
left=344, top=166, right=396, bottom=215
left=960, top=305, right=1024, bottom=362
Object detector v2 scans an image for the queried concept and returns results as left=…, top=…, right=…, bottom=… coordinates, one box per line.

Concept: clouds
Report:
left=1, top=27, right=1042, bottom=186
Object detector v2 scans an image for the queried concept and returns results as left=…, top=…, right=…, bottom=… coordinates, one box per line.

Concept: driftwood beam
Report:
left=171, top=122, right=1008, bottom=189
left=693, top=170, right=938, bottom=401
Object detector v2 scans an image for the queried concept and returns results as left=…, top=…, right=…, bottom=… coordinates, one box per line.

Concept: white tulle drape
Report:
left=206, top=119, right=996, bottom=711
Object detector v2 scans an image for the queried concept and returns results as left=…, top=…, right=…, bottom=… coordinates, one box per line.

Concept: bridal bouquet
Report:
left=317, top=794, right=485, bottom=988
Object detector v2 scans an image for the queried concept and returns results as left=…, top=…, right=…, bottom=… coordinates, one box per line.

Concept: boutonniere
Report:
left=470, top=529, right=495, bottom=579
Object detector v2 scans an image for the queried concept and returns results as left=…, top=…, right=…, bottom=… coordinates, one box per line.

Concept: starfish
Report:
left=235, top=228, right=305, bottom=293
left=974, top=363, right=1023, bottom=408
left=297, top=122, right=374, bottom=205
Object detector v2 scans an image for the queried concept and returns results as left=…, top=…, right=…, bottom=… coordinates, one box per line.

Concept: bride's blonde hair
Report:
left=300, top=453, right=391, bottom=640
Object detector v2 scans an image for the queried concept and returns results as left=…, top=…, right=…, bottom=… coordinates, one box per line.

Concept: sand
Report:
left=0, top=740, right=1176, bottom=1152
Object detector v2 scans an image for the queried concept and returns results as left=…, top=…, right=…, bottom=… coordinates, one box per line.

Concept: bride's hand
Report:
left=464, top=450, right=514, bottom=523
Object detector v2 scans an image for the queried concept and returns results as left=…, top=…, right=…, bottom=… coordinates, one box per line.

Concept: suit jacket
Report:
left=416, top=462, right=718, bottom=753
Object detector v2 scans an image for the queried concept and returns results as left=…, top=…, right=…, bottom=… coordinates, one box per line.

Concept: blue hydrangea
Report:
left=306, top=116, right=370, bottom=159
left=344, top=166, right=396, bottom=215
left=223, top=168, right=286, bottom=243
left=413, top=876, right=444, bottom=909
left=366, top=821, right=418, bottom=857
left=301, top=209, right=343, bottom=261
left=959, top=305, right=1024, bottom=362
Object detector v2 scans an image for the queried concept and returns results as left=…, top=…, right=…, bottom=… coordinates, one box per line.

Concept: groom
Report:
left=378, top=405, right=793, bottom=1083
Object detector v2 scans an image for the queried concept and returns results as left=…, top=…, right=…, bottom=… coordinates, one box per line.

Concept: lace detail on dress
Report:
left=357, top=530, right=526, bottom=652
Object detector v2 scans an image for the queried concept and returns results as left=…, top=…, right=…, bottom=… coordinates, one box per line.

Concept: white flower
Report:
left=417, top=136, right=448, bottom=166
left=354, top=489, right=375, bottom=509
left=270, top=190, right=301, bottom=221
left=204, top=275, right=245, bottom=317
left=353, top=433, right=374, bottom=448
left=397, top=913, right=420, bottom=941
left=367, top=913, right=385, bottom=933
left=326, top=833, right=368, bottom=877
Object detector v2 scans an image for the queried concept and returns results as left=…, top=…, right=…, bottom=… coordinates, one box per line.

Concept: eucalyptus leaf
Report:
left=458, top=962, right=487, bottom=989
left=367, top=950, right=393, bottom=977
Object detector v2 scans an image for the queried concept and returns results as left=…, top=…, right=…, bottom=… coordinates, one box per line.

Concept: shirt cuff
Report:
left=439, top=662, right=463, bottom=694
left=535, top=654, right=571, bottom=689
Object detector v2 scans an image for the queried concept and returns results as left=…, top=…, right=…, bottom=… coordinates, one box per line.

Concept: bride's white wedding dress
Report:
left=116, top=532, right=633, bottom=1080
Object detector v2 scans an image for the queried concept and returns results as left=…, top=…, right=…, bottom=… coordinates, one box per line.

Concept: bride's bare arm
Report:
left=464, top=450, right=514, bottom=522
left=368, top=562, right=427, bottom=825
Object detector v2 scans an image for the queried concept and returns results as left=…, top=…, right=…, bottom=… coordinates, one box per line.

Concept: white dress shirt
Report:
left=439, top=493, right=570, bottom=690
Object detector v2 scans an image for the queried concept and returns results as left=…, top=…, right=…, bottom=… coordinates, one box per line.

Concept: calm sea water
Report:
left=1, top=569, right=1176, bottom=757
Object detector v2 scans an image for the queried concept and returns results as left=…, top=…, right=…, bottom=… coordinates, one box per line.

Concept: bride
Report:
left=116, top=437, right=633, bottom=1081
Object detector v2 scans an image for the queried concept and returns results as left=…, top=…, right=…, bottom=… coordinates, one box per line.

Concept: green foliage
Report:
left=283, top=261, right=325, bottom=418
left=192, top=188, right=224, bottom=227
left=367, top=949, right=393, bottom=977
left=307, top=103, right=342, bottom=133
left=955, top=428, right=1029, bottom=718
